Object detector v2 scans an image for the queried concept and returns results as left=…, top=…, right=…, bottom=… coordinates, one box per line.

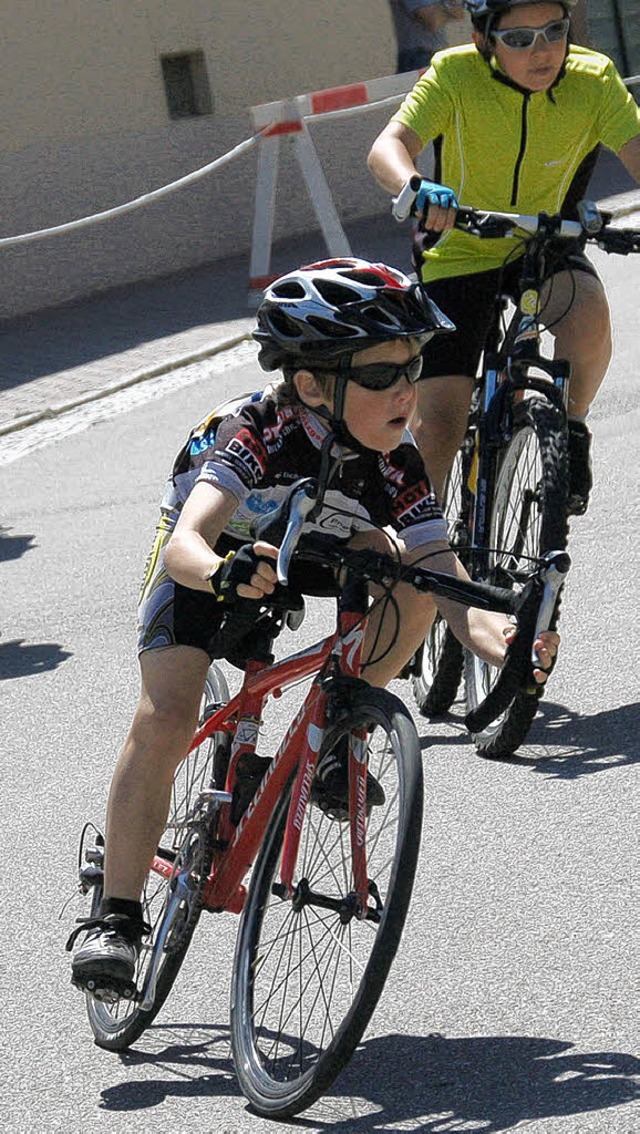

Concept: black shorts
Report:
left=419, top=243, right=599, bottom=379
left=137, top=528, right=339, bottom=661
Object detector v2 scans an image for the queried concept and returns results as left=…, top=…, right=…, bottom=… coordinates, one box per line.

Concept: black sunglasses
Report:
left=316, top=354, right=424, bottom=391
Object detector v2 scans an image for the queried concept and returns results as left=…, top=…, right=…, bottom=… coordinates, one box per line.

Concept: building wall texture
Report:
left=2, top=2, right=633, bottom=319
left=2, top=1, right=424, bottom=317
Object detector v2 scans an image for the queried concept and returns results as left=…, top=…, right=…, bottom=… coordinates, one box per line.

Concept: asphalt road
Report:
left=1, top=236, right=639, bottom=1132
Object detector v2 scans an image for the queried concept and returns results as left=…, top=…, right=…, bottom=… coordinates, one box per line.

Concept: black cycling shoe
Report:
left=67, top=914, right=145, bottom=1001
left=311, top=737, right=385, bottom=822
left=567, top=420, right=593, bottom=516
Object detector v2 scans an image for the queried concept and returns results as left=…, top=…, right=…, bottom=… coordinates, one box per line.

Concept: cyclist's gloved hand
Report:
left=415, top=178, right=459, bottom=214
left=207, top=543, right=277, bottom=603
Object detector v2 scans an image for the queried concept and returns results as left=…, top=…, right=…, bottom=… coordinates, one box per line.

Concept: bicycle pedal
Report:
left=72, top=972, right=138, bottom=1002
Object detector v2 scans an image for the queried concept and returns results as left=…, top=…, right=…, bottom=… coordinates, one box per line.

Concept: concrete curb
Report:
left=0, top=331, right=252, bottom=439
left=1, top=191, right=638, bottom=440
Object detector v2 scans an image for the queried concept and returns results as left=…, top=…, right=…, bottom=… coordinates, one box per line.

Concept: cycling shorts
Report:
left=419, top=243, right=599, bottom=379
left=137, top=530, right=339, bottom=660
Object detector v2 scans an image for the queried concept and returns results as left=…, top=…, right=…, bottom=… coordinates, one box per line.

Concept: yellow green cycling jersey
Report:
left=392, top=44, right=640, bottom=280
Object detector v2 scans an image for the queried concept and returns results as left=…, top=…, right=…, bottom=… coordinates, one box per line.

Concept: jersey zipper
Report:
left=511, top=91, right=530, bottom=206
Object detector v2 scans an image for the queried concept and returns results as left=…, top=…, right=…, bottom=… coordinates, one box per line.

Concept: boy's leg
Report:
left=104, top=645, right=211, bottom=900
left=541, top=269, right=612, bottom=416
left=413, top=375, right=475, bottom=502
left=70, top=645, right=210, bottom=990
left=541, top=269, right=611, bottom=514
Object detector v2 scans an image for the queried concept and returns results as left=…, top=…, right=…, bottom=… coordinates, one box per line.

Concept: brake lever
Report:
left=276, top=480, right=319, bottom=585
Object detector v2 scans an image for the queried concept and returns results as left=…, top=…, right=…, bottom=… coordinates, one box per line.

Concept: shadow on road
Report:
left=0, top=525, right=36, bottom=561
left=0, top=637, right=71, bottom=679
left=98, top=1026, right=639, bottom=1131
left=419, top=698, right=640, bottom=778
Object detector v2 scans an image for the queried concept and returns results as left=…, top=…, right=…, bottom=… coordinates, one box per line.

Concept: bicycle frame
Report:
left=466, top=244, right=571, bottom=579
left=150, top=575, right=374, bottom=922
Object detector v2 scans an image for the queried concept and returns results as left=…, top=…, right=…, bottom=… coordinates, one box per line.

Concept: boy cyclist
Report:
left=368, top=0, right=640, bottom=509
left=68, top=258, right=558, bottom=998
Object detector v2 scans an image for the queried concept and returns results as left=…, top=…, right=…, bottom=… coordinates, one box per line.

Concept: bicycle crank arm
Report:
left=532, top=550, right=570, bottom=667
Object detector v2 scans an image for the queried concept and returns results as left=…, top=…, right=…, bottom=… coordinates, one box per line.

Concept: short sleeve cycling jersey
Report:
left=392, top=44, right=640, bottom=280
left=160, top=387, right=446, bottom=551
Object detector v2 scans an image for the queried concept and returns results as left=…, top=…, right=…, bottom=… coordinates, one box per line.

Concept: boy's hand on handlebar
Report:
left=209, top=541, right=278, bottom=602
left=503, top=626, right=560, bottom=685
left=415, top=178, right=458, bottom=234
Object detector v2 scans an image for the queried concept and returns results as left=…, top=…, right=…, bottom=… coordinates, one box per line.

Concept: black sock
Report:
left=100, top=897, right=143, bottom=923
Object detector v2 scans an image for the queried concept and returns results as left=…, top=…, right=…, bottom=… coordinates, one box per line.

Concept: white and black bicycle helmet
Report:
left=253, top=257, right=453, bottom=373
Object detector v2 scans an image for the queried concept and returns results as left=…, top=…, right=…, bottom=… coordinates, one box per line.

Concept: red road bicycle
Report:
left=71, top=471, right=566, bottom=1118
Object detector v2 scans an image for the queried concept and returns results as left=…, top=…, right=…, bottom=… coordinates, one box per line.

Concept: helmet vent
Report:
left=306, top=315, right=354, bottom=337
left=273, top=281, right=307, bottom=298
left=314, top=280, right=362, bottom=306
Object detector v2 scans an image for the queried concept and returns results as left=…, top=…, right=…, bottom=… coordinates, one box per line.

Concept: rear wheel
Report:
left=413, top=448, right=465, bottom=715
left=230, top=687, right=423, bottom=1119
left=465, top=399, right=568, bottom=757
left=86, top=663, right=230, bottom=1050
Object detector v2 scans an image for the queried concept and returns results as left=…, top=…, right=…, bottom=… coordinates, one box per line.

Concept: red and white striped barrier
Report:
left=248, top=71, right=422, bottom=301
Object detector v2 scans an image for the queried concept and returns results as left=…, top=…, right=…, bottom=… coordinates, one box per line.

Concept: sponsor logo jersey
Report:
left=162, top=388, right=446, bottom=550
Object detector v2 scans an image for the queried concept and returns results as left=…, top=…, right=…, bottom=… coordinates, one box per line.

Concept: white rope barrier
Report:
left=1, top=68, right=637, bottom=254
left=0, top=132, right=262, bottom=248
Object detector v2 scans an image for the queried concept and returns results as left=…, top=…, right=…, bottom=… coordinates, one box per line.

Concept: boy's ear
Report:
left=293, top=369, right=331, bottom=408
left=471, top=28, right=488, bottom=52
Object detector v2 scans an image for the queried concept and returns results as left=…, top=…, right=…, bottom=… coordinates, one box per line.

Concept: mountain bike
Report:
left=394, top=183, right=640, bottom=756
left=68, top=465, right=566, bottom=1119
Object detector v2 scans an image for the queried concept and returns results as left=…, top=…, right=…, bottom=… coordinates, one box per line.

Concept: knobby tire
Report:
left=465, top=397, right=568, bottom=757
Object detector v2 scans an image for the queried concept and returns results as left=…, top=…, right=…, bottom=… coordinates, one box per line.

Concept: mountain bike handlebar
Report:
left=392, top=177, right=640, bottom=253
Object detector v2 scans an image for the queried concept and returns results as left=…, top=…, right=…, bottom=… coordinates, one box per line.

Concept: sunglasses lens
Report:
left=407, top=356, right=424, bottom=382
left=353, top=355, right=424, bottom=389
left=546, top=19, right=569, bottom=42
left=501, top=28, right=536, bottom=47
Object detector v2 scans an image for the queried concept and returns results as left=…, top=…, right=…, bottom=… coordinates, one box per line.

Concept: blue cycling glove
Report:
left=415, top=178, right=459, bottom=214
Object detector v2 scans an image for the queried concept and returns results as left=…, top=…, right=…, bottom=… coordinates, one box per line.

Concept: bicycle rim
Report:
left=230, top=687, right=423, bottom=1118
left=466, top=399, right=568, bottom=757
left=86, top=663, right=230, bottom=1050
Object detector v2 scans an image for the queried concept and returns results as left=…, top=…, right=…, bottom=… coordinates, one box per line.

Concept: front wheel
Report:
left=465, top=398, right=568, bottom=758
left=230, top=687, right=423, bottom=1119
left=85, top=662, right=230, bottom=1051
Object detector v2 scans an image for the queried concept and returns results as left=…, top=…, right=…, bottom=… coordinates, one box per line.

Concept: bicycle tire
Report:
left=412, top=448, right=464, bottom=715
left=465, top=397, right=568, bottom=758
left=86, top=662, right=230, bottom=1051
left=230, top=686, right=423, bottom=1119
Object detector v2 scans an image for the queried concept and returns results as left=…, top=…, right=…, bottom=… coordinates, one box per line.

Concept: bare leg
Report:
left=414, top=375, right=475, bottom=501
left=103, top=645, right=211, bottom=901
left=540, top=270, right=612, bottom=415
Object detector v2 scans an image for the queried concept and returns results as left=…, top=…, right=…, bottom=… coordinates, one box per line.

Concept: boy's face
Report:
left=477, top=2, right=568, bottom=92
left=342, top=340, right=420, bottom=451
left=295, top=338, right=421, bottom=452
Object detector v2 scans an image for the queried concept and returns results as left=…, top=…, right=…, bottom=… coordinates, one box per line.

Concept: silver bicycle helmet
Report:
left=254, top=257, right=453, bottom=372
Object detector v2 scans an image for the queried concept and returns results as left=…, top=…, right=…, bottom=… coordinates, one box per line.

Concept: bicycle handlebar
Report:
left=246, top=478, right=570, bottom=728
left=391, top=181, right=640, bottom=252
